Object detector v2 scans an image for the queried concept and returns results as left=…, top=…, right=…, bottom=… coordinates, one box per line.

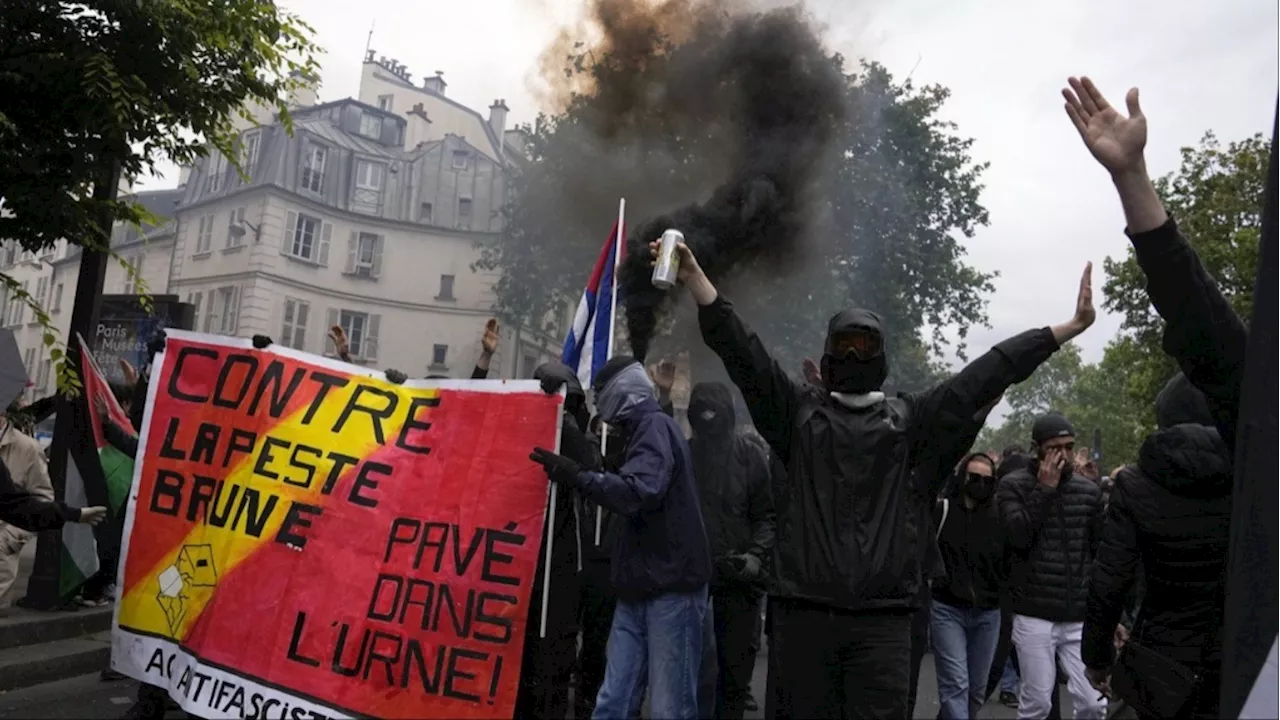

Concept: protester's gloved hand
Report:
left=385, top=368, right=408, bottom=385
left=252, top=334, right=273, bottom=349
left=529, top=447, right=582, bottom=486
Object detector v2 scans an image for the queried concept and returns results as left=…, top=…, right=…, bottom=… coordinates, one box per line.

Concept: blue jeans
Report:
left=592, top=587, right=708, bottom=720
left=1001, top=655, right=1019, bottom=694
left=931, top=600, right=1001, bottom=719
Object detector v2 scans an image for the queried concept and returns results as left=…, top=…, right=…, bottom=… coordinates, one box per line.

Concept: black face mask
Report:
left=822, top=353, right=888, bottom=394
left=964, top=473, right=995, bottom=501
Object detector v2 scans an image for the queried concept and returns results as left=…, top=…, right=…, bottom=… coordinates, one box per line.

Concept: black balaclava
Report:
left=1032, top=412, right=1076, bottom=480
left=533, top=361, right=589, bottom=430
left=688, top=382, right=736, bottom=440
left=820, top=308, right=888, bottom=394
left=1154, top=372, right=1214, bottom=429
left=957, top=452, right=997, bottom=502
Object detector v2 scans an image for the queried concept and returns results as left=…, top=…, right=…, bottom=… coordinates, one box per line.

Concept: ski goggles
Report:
left=826, top=328, right=884, bottom=361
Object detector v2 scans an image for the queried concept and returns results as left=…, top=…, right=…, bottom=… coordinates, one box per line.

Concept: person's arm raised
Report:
left=1064, top=75, right=1246, bottom=440
left=653, top=239, right=800, bottom=462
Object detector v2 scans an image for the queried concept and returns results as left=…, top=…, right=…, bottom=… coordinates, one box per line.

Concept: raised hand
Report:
left=649, top=359, right=676, bottom=394
left=1063, top=77, right=1147, bottom=176
left=328, top=325, right=350, bottom=361
left=802, top=357, right=822, bottom=385
left=118, top=359, right=138, bottom=387
left=1074, top=262, right=1097, bottom=330
left=481, top=318, right=500, bottom=355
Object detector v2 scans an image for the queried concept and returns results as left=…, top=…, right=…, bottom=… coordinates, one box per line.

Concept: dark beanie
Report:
left=592, top=355, right=639, bottom=393
left=1154, top=372, right=1214, bottom=429
left=1031, top=412, right=1075, bottom=444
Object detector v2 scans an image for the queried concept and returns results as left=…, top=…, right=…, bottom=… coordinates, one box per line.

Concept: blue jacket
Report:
left=576, top=396, right=712, bottom=599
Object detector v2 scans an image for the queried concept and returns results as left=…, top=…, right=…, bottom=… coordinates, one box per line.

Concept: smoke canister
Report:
left=652, top=229, right=683, bottom=289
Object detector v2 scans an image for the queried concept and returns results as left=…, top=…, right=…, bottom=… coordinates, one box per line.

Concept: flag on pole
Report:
left=562, top=217, right=626, bottom=389
left=59, top=334, right=138, bottom=598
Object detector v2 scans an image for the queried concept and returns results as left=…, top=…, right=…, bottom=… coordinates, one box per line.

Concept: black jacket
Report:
left=698, top=295, right=1060, bottom=611
left=527, top=412, right=602, bottom=640
left=0, top=458, right=78, bottom=531
left=932, top=495, right=1004, bottom=610
left=1082, top=424, right=1231, bottom=672
left=1130, top=219, right=1246, bottom=451
left=997, top=464, right=1104, bottom=622
left=689, top=384, right=776, bottom=592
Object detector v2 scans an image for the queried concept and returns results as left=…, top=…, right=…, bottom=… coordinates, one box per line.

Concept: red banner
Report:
left=112, top=333, right=560, bottom=719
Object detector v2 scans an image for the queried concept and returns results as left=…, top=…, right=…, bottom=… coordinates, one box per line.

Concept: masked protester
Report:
left=515, top=362, right=601, bottom=720
left=930, top=453, right=1006, bottom=719
left=653, top=239, right=1093, bottom=719
left=907, top=397, right=1002, bottom=719
left=996, top=413, right=1107, bottom=720
left=576, top=416, right=625, bottom=720
left=530, top=356, right=711, bottom=720
left=1081, top=374, right=1231, bottom=719
left=685, top=382, right=776, bottom=720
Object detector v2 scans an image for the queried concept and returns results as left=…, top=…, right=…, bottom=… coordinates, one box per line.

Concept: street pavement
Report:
left=0, top=649, right=1074, bottom=719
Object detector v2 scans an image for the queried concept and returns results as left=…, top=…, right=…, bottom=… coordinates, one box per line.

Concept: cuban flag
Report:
left=562, top=214, right=625, bottom=389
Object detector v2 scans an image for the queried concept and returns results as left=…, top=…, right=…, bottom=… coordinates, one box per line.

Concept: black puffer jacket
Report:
left=688, top=383, right=776, bottom=592
left=1082, top=424, right=1231, bottom=673
left=997, top=464, right=1104, bottom=622
left=699, top=295, right=1060, bottom=611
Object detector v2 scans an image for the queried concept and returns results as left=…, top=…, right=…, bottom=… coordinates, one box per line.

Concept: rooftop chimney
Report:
left=405, top=102, right=433, bottom=149
left=488, top=99, right=509, bottom=146
left=365, top=49, right=376, bottom=63
left=423, top=71, right=447, bottom=95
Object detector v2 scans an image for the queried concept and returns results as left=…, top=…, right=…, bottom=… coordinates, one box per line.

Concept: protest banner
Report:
left=111, top=331, right=561, bottom=719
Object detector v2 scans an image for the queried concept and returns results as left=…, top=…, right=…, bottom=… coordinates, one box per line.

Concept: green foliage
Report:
left=479, top=45, right=993, bottom=387
left=0, top=0, right=319, bottom=389
left=976, top=342, right=1149, bottom=469
left=1101, top=131, right=1268, bottom=409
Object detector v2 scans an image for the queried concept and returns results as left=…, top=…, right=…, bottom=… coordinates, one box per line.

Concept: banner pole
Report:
left=540, top=389, right=565, bottom=635
left=596, top=197, right=626, bottom=547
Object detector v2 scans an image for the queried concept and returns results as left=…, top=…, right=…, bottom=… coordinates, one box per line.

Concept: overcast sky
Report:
left=140, top=0, right=1277, bottom=371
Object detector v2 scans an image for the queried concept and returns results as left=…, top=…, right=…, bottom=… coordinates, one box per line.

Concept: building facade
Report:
left=0, top=57, right=563, bottom=398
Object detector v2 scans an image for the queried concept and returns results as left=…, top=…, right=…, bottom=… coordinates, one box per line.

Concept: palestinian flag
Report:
left=57, top=334, right=137, bottom=598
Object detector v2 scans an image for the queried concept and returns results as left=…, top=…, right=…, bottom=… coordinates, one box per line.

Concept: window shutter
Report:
left=326, top=308, right=339, bottom=355
left=346, top=232, right=357, bottom=274
left=228, top=286, right=243, bottom=334
left=318, top=222, right=332, bottom=266
left=280, top=299, right=292, bottom=346
left=372, top=235, right=384, bottom=278
left=283, top=211, right=298, bottom=254
left=366, top=314, right=381, bottom=362
left=205, top=297, right=219, bottom=333
left=296, top=301, right=310, bottom=350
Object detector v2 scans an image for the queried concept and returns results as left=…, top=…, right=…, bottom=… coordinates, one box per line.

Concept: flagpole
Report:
left=596, top=197, right=626, bottom=547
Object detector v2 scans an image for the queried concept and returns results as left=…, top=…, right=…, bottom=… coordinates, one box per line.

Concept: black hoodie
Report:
left=1083, top=375, right=1232, bottom=678
left=931, top=454, right=1005, bottom=610
left=688, top=382, right=776, bottom=591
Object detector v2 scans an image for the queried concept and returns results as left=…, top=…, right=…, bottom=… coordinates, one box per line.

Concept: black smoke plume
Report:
left=551, top=1, right=847, bottom=361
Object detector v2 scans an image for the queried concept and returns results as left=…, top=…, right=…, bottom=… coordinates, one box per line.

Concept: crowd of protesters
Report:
left=526, top=75, right=1246, bottom=720
left=0, top=73, right=1257, bottom=720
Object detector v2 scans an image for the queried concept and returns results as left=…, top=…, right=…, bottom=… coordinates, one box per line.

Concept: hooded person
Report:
left=995, top=412, right=1107, bottom=720
left=515, top=361, right=601, bottom=720
left=928, top=452, right=1008, bottom=719
left=1081, top=373, right=1231, bottom=719
left=686, top=382, right=776, bottom=720
left=659, top=238, right=1094, bottom=719
left=530, top=356, right=712, bottom=720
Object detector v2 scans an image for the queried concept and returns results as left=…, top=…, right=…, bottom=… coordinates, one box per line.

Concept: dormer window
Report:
left=451, top=151, right=468, bottom=169
left=359, top=112, right=382, bottom=140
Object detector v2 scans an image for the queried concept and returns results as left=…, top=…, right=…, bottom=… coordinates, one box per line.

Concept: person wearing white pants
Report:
left=996, top=413, right=1107, bottom=720
left=1011, top=615, right=1106, bottom=719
